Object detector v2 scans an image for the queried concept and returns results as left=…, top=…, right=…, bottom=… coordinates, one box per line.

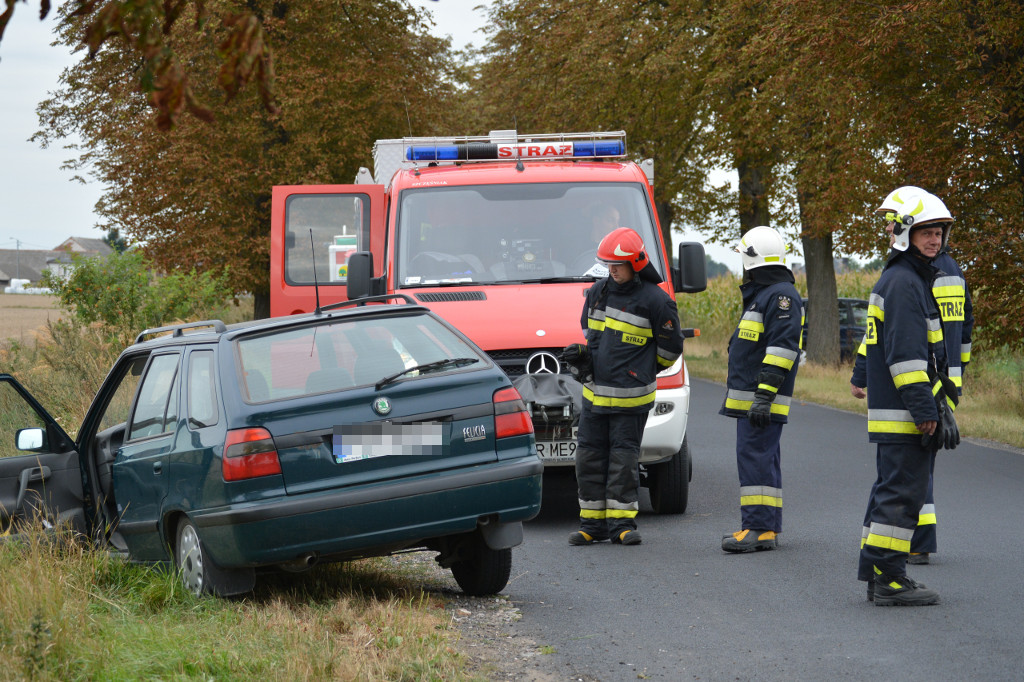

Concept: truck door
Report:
left=0, top=375, right=85, bottom=537
left=270, top=185, right=387, bottom=317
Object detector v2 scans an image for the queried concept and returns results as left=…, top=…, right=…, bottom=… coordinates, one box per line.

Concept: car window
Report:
left=128, top=354, right=181, bottom=441
left=0, top=381, right=47, bottom=459
left=188, top=350, right=219, bottom=429
left=236, top=313, right=483, bottom=401
left=97, top=356, right=148, bottom=434
left=850, top=301, right=868, bottom=327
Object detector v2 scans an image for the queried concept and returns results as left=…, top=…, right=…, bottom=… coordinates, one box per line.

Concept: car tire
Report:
left=450, top=534, right=512, bottom=596
left=175, top=517, right=255, bottom=598
left=647, top=436, right=691, bottom=515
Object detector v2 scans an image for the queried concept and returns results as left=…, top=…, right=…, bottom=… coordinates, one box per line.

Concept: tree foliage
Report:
left=1, top=0, right=277, bottom=129
left=34, top=0, right=458, bottom=318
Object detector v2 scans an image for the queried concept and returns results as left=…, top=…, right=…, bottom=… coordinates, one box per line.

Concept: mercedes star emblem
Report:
left=525, top=351, right=561, bottom=374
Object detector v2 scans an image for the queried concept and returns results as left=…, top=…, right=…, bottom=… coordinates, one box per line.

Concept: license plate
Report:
left=536, top=427, right=578, bottom=462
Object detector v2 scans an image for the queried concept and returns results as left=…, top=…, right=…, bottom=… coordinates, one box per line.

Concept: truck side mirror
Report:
left=346, top=252, right=374, bottom=300
left=674, top=242, right=708, bottom=293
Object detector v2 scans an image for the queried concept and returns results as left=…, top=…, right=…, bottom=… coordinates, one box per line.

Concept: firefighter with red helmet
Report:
left=720, top=226, right=804, bottom=553
left=562, top=227, right=683, bottom=546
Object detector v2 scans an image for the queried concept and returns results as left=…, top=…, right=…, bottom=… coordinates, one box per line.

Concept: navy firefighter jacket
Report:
left=581, top=275, right=683, bottom=414
left=719, top=272, right=804, bottom=424
left=863, top=252, right=948, bottom=443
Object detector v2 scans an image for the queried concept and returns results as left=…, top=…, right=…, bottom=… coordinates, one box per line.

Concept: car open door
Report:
left=0, top=374, right=87, bottom=537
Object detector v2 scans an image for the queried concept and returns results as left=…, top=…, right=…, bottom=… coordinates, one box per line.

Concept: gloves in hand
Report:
left=921, top=401, right=960, bottom=451
left=748, top=389, right=774, bottom=428
left=560, top=343, right=588, bottom=364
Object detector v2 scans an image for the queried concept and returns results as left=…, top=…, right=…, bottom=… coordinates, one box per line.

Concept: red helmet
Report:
left=596, top=227, right=648, bottom=272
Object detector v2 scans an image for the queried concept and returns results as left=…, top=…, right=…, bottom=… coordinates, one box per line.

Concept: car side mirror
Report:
left=16, top=427, right=46, bottom=452
left=674, top=242, right=708, bottom=293
left=346, top=252, right=374, bottom=300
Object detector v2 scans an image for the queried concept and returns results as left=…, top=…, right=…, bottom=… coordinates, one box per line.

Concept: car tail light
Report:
left=493, top=387, right=534, bottom=438
left=222, top=427, right=282, bottom=481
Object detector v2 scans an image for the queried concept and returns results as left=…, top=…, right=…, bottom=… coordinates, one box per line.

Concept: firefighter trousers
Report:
left=862, top=448, right=937, bottom=555
left=858, top=441, right=934, bottom=581
left=735, top=419, right=784, bottom=533
left=575, top=405, right=648, bottom=538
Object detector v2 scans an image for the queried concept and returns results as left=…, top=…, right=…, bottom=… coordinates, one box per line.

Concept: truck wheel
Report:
left=647, top=436, right=691, bottom=515
left=450, top=534, right=512, bottom=596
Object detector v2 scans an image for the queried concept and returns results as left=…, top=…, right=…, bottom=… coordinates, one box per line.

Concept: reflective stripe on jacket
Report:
left=582, top=276, right=683, bottom=414
left=719, top=278, right=804, bottom=423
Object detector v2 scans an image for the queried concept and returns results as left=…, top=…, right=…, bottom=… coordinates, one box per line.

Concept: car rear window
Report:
left=236, top=313, right=483, bottom=402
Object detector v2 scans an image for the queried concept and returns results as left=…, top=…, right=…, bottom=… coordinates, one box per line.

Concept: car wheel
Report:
left=647, top=436, right=690, bottom=515
left=176, top=518, right=210, bottom=596
left=450, top=534, right=512, bottom=596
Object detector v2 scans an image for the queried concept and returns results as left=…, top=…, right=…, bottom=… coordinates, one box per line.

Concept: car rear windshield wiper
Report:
left=375, top=357, right=480, bottom=390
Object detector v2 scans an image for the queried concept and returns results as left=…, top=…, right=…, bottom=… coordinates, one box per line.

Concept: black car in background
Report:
left=801, top=297, right=869, bottom=360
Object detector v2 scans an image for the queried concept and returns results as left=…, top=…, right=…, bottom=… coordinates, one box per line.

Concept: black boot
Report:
left=872, top=573, right=940, bottom=606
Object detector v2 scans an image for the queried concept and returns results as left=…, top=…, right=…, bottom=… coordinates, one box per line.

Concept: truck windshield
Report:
left=396, top=183, right=663, bottom=286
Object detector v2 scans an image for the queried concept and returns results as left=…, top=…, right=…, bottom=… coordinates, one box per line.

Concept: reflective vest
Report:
left=863, top=254, right=948, bottom=443
left=582, top=276, right=683, bottom=414
left=719, top=279, right=804, bottom=424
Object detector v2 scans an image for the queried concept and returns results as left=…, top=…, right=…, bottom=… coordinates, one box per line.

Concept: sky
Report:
left=0, top=0, right=745, bottom=272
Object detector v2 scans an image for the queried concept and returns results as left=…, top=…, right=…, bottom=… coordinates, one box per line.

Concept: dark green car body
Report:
left=0, top=298, right=542, bottom=596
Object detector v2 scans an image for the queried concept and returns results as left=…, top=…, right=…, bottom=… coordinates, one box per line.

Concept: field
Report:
left=0, top=293, right=64, bottom=346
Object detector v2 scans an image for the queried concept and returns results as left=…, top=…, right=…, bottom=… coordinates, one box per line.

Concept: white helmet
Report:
left=736, top=226, right=789, bottom=270
left=878, top=188, right=954, bottom=251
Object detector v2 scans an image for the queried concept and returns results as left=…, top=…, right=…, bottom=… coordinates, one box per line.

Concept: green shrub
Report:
left=42, top=251, right=231, bottom=345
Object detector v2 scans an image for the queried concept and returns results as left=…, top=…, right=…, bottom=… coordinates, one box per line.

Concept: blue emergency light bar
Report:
left=404, top=132, right=627, bottom=163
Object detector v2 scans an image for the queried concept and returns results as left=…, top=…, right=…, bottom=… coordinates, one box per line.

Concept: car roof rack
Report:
left=320, top=294, right=418, bottom=313
left=135, top=320, right=228, bottom=344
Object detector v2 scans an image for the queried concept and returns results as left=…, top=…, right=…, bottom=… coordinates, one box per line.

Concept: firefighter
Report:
left=850, top=187, right=973, bottom=566
left=857, top=188, right=959, bottom=606
left=562, top=227, right=683, bottom=546
left=719, top=226, right=804, bottom=553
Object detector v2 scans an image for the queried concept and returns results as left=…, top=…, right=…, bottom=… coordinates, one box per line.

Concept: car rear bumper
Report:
left=192, top=456, right=543, bottom=568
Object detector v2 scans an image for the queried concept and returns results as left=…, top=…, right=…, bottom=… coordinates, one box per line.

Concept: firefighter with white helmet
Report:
left=855, top=187, right=961, bottom=606
left=719, top=226, right=804, bottom=552
left=851, top=187, right=972, bottom=570
left=561, top=227, right=683, bottom=546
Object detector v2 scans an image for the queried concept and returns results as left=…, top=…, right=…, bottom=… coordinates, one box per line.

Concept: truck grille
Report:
left=487, top=348, right=569, bottom=379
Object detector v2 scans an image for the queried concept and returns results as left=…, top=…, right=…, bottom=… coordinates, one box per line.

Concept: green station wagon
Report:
left=0, top=295, right=543, bottom=596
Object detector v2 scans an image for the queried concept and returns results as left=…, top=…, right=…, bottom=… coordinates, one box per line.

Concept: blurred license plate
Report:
left=536, top=427, right=578, bottom=462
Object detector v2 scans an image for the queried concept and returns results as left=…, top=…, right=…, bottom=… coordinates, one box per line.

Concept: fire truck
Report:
left=269, top=131, right=707, bottom=513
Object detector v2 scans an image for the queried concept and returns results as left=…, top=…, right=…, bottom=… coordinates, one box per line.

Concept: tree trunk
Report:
left=655, top=199, right=675, bottom=264
left=799, top=232, right=841, bottom=366
left=254, top=291, right=270, bottom=320
left=737, top=159, right=771, bottom=231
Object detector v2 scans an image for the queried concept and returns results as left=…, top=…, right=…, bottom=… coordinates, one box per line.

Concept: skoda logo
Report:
left=525, top=351, right=561, bottom=375
left=372, top=396, right=392, bottom=416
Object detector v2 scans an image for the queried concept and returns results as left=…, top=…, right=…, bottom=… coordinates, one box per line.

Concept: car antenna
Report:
left=310, top=229, right=322, bottom=316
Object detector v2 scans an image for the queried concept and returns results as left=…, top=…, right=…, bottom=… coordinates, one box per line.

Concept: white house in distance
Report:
left=0, top=237, right=113, bottom=292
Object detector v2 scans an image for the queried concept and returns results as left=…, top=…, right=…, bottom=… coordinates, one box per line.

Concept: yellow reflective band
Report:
left=606, top=317, right=653, bottom=338
left=583, top=387, right=656, bottom=408
left=865, top=533, right=911, bottom=553
left=606, top=509, right=638, bottom=519
left=757, top=383, right=779, bottom=393
left=918, top=513, right=937, bottom=526
left=893, top=370, right=930, bottom=388
left=857, top=339, right=867, bottom=357
left=588, top=318, right=606, bottom=331
left=657, top=356, right=675, bottom=367
left=770, top=402, right=789, bottom=415
left=579, top=509, right=607, bottom=520
left=868, top=420, right=922, bottom=434
left=764, top=354, right=795, bottom=370
left=725, top=397, right=753, bottom=410
left=763, top=256, right=781, bottom=262
left=740, top=495, right=783, bottom=508
left=868, top=304, right=884, bottom=322
left=927, top=328, right=944, bottom=344
left=738, top=319, right=765, bottom=333
left=951, top=375, right=963, bottom=387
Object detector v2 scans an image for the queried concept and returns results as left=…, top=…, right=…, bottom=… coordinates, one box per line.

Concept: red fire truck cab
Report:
left=270, top=131, right=707, bottom=513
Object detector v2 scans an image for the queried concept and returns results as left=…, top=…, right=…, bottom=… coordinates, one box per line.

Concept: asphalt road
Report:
left=504, top=378, right=1024, bottom=681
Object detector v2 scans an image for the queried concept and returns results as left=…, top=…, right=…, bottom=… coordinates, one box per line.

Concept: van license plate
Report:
left=536, top=427, right=578, bottom=462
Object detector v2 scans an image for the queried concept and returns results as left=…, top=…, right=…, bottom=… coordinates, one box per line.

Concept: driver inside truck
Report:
left=568, top=203, right=620, bottom=275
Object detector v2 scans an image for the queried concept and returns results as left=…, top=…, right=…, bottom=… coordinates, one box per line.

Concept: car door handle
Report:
left=15, top=465, right=52, bottom=511
left=152, top=462, right=163, bottom=475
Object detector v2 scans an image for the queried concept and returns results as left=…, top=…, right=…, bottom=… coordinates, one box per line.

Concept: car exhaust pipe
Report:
left=279, top=552, right=318, bottom=572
